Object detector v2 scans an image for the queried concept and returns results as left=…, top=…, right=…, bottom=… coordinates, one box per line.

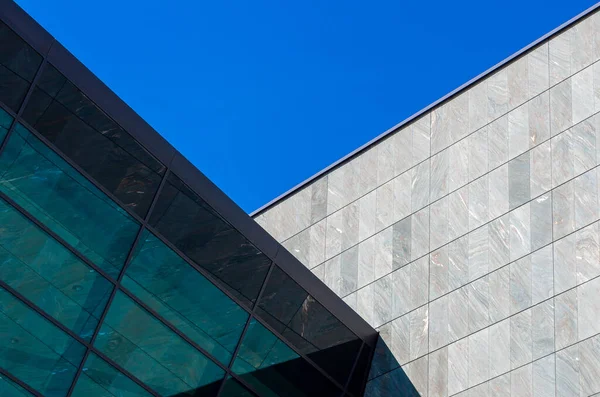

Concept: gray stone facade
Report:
left=254, top=6, right=600, bottom=396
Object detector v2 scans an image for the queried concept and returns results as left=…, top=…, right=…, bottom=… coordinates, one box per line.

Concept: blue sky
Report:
left=15, top=0, right=598, bottom=213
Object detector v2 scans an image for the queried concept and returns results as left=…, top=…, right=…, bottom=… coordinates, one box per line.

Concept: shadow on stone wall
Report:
left=364, top=333, right=419, bottom=396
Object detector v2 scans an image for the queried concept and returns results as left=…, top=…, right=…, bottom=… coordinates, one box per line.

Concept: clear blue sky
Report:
left=15, top=0, right=598, bottom=213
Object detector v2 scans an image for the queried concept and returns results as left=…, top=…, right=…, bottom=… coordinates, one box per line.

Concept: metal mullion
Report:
left=66, top=169, right=171, bottom=397
left=0, top=366, right=44, bottom=397
left=216, top=263, right=275, bottom=397
left=341, top=342, right=365, bottom=397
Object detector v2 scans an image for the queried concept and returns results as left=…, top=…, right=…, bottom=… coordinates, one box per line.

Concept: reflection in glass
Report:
left=149, top=173, right=270, bottom=305
left=0, top=374, right=32, bottom=397
left=232, top=319, right=340, bottom=397
left=123, top=230, right=249, bottom=365
left=70, top=352, right=152, bottom=397
left=94, top=291, right=224, bottom=396
left=0, top=287, right=86, bottom=397
left=0, top=124, right=140, bottom=278
left=0, top=197, right=113, bottom=340
left=22, top=64, right=165, bottom=217
left=0, top=21, right=42, bottom=112
left=256, top=266, right=361, bottom=384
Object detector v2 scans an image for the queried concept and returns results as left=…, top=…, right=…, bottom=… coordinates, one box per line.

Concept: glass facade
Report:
left=0, top=10, right=374, bottom=397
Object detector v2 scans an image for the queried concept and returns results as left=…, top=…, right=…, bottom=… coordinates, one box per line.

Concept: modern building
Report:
left=0, top=1, right=379, bottom=396
left=253, top=2, right=600, bottom=397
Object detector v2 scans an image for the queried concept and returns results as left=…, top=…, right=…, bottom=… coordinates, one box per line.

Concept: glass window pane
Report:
left=70, top=353, right=152, bottom=397
left=347, top=345, right=371, bottom=396
left=94, top=291, right=224, bottom=396
left=123, top=229, right=248, bottom=365
left=0, top=106, right=13, bottom=145
left=232, top=319, right=340, bottom=397
left=148, top=173, right=270, bottom=306
left=0, top=287, right=86, bottom=397
left=0, top=21, right=42, bottom=112
left=220, top=377, right=255, bottom=397
left=0, top=124, right=140, bottom=278
left=0, top=197, right=113, bottom=341
left=0, top=374, right=33, bottom=397
left=21, top=64, right=165, bottom=217
left=256, top=266, right=361, bottom=384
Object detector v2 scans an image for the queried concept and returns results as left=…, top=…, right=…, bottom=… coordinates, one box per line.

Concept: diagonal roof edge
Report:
left=251, top=1, right=600, bottom=218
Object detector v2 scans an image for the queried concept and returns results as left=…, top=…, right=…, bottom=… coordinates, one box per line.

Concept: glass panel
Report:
left=70, top=352, right=152, bottom=397
left=94, top=291, right=224, bottom=396
left=348, top=345, right=371, bottom=396
left=21, top=64, right=165, bottom=217
left=149, top=173, right=270, bottom=306
left=256, top=266, right=361, bottom=384
left=123, top=229, right=248, bottom=365
left=0, top=197, right=113, bottom=341
left=0, top=21, right=43, bottom=112
left=0, top=287, right=86, bottom=397
left=220, top=377, right=255, bottom=397
left=0, top=374, right=33, bottom=397
left=0, top=123, right=140, bottom=278
left=232, top=319, right=340, bottom=397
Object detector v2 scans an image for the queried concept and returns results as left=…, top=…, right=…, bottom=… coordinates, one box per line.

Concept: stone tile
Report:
left=489, top=319, right=511, bottom=378
left=469, top=126, right=489, bottom=181
left=449, top=235, right=469, bottom=290
left=571, top=16, right=595, bottom=74
left=510, top=203, right=531, bottom=261
left=412, top=160, right=430, bottom=211
left=470, top=80, right=489, bottom=133
left=448, top=286, right=469, bottom=342
left=376, top=137, right=396, bottom=187
left=374, top=226, right=393, bottom=280
left=395, top=127, right=413, bottom=176
left=530, top=193, right=553, bottom=252
left=510, top=254, right=532, bottom=314
left=410, top=256, right=429, bottom=310
left=554, top=232, right=577, bottom=295
left=595, top=63, right=600, bottom=114
left=373, top=273, right=393, bottom=328
left=552, top=128, right=575, bottom=187
left=509, top=102, right=530, bottom=159
left=357, top=147, right=378, bottom=197
left=509, top=151, right=531, bottom=210
left=341, top=201, right=360, bottom=251
left=391, top=314, right=410, bottom=366
left=508, top=55, right=529, bottom=110
left=429, top=347, right=448, bottom=397
left=410, top=355, right=429, bottom=397
left=430, top=246, right=449, bottom=301
left=572, top=66, right=595, bottom=126
left=469, top=275, right=490, bottom=334
left=489, top=115, right=510, bottom=170
left=488, top=68, right=509, bottom=120
left=413, top=114, right=431, bottom=165
left=531, top=245, right=554, bottom=305
left=490, top=374, right=511, bottom=397
left=449, top=186, right=470, bottom=241
left=283, top=228, right=310, bottom=267
left=532, top=354, right=555, bottom=397
left=450, top=92, right=470, bottom=143
left=312, top=262, right=324, bottom=282
left=529, top=91, right=550, bottom=148
left=431, top=148, right=450, bottom=202
left=411, top=208, right=429, bottom=261
left=393, top=216, right=412, bottom=270
left=577, top=276, right=600, bottom=341
left=357, top=283, right=374, bottom=326
left=376, top=180, right=395, bottom=232
left=489, top=164, right=510, bottom=220
left=343, top=290, right=357, bottom=311
left=512, top=363, right=533, bottom=397
left=469, top=175, right=490, bottom=230
left=370, top=322, right=398, bottom=380
left=549, top=27, right=571, bottom=86
left=429, top=294, right=449, bottom=351
left=327, top=162, right=351, bottom=214
left=358, top=236, right=376, bottom=289
left=325, top=210, right=343, bottom=259
left=359, top=190, right=377, bottom=242
left=430, top=195, right=449, bottom=251
left=469, top=328, right=490, bottom=387
left=578, top=334, right=600, bottom=396
left=572, top=117, right=597, bottom=177
left=530, top=141, right=552, bottom=198
left=449, top=138, right=470, bottom=193
left=575, top=222, right=600, bottom=284
left=552, top=179, right=576, bottom=240
left=392, top=171, right=411, bottom=222
left=448, top=338, right=469, bottom=396
left=511, top=308, right=533, bottom=369
left=532, top=299, right=555, bottom=360
left=392, top=265, right=411, bottom=318
left=489, top=214, right=511, bottom=272
left=340, top=245, right=358, bottom=296
left=469, top=224, right=489, bottom=281
left=550, top=78, right=573, bottom=137
left=573, top=168, right=599, bottom=231
left=323, top=255, right=342, bottom=295
left=555, top=289, right=578, bottom=350
left=556, top=344, right=580, bottom=396
left=311, top=176, right=328, bottom=223
left=409, top=304, right=429, bottom=361
left=529, top=43, right=550, bottom=97
left=489, top=266, right=510, bottom=323
left=432, top=103, right=452, bottom=155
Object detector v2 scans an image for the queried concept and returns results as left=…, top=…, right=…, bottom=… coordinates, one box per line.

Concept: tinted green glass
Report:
left=71, top=353, right=152, bottom=397
left=0, top=287, right=86, bottom=397
left=0, top=197, right=113, bottom=341
left=123, top=230, right=248, bottom=365
left=0, top=124, right=140, bottom=277
left=0, top=375, right=32, bottom=397
left=94, top=291, right=224, bottom=396
left=0, top=106, right=13, bottom=146
left=220, top=377, right=255, bottom=397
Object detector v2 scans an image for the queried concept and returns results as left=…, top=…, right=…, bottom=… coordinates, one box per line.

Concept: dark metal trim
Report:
left=0, top=366, right=44, bottom=397
left=342, top=342, right=365, bottom=396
